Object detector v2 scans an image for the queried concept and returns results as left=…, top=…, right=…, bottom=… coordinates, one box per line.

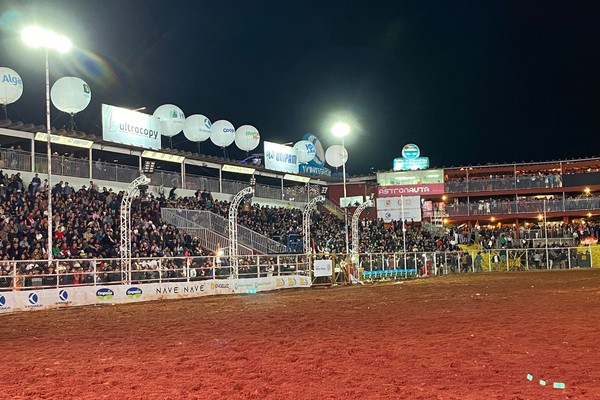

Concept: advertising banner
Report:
left=377, top=183, right=445, bottom=197
left=264, top=141, right=298, bottom=174
left=0, top=275, right=311, bottom=314
left=376, top=196, right=422, bottom=222
left=313, top=260, right=333, bottom=277
left=102, top=104, right=162, bottom=150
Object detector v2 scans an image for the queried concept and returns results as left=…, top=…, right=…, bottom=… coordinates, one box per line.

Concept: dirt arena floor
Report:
left=1, top=269, right=600, bottom=399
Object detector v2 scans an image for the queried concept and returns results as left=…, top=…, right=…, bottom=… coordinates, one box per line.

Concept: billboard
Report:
left=393, top=157, right=430, bottom=171
left=102, top=104, right=161, bottom=150
left=376, top=196, right=422, bottom=222
left=377, top=183, right=445, bottom=197
left=264, top=141, right=298, bottom=174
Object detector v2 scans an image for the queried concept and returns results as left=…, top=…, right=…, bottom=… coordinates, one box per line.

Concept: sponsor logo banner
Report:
left=102, top=104, right=161, bottom=150
left=264, top=141, right=298, bottom=174
left=377, top=183, right=444, bottom=197
left=313, top=260, right=333, bottom=277
left=376, top=196, right=422, bottom=222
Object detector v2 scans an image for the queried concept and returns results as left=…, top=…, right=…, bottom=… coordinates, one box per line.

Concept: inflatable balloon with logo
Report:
left=154, top=104, right=185, bottom=147
left=234, top=125, right=260, bottom=153
left=0, top=67, right=24, bottom=118
left=210, top=120, right=236, bottom=156
left=183, top=114, right=212, bottom=153
left=50, top=76, right=92, bottom=130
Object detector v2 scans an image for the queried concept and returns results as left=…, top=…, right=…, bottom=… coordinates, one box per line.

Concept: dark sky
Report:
left=1, top=0, right=599, bottom=174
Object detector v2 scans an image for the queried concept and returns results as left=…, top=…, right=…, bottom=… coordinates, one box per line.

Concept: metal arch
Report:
left=303, top=195, right=325, bottom=255
left=228, top=186, right=254, bottom=277
left=120, top=175, right=150, bottom=277
left=351, top=199, right=373, bottom=254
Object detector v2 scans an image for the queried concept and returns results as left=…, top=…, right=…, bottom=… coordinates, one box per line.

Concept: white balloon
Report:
left=325, top=144, right=348, bottom=168
left=183, top=114, right=212, bottom=142
left=210, top=120, right=235, bottom=147
left=153, top=104, right=185, bottom=137
left=293, top=140, right=317, bottom=164
left=0, top=67, right=24, bottom=105
left=234, top=125, right=260, bottom=152
left=50, top=77, right=91, bottom=114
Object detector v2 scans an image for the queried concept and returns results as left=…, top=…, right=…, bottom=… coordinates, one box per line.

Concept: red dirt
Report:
left=1, top=270, right=600, bottom=399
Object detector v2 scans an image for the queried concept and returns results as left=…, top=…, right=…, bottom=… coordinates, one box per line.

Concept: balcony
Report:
left=445, top=197, right=600, bottom=217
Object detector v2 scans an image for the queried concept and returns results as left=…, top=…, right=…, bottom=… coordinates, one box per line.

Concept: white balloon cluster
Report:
left=153, top=104, right=261, bottom=153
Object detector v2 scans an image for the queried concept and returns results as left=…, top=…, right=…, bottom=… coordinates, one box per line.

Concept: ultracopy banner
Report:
left=102, top=104, right=162, bottom=150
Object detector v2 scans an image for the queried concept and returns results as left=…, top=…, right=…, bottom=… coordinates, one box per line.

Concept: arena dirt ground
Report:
left=1, top=269, right=599, bottom=399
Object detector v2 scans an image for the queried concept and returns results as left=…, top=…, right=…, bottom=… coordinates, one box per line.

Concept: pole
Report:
left=544, top=199, right=549, bottom=269
left=342, top=137, right=349, bottom=255
left=402, top=195, right=407, bottom=269
left=45, top=48, right=53, bottom=263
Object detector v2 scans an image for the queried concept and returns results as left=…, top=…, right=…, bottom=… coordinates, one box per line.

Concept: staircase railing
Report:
left=161, top=208, right=289, bottom=254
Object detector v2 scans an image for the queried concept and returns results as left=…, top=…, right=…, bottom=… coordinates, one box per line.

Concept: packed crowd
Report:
left=0, top=169, right=598, bottom=289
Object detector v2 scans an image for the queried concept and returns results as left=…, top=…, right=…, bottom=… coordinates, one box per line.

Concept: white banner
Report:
left=376, top=196, right=422, bottom=222
left=0, top=275, right=311, bottom=314
left=264, top=141, right=298, bottom=174
left=313, top=260, right=333, bottom=277
left=102, top=104, right=162, bottom=150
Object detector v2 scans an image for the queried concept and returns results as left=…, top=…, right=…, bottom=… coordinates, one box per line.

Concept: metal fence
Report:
left=0, top=254, right=310, bottom=292
left=445, top=174, right=563, bottom=193
left=357, top=246, right=597, bottom=280
left=0, top=148, right=31, bottom=171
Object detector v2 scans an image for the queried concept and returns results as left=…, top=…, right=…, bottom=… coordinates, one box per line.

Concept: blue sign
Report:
left=401, top=143, right=421, bottom=159
left=28, top=293, right=38, bottom=305
left=0, top=295, right=5, bottom=306
left=393, top=157, right=430, bottom=171
left=302, top=133, right=325, bottom=167
left=59, top=290, right=69, bottom=301
left=299, top=164, right=332, bottom=176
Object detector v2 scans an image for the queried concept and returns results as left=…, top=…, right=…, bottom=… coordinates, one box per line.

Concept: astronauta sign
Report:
left=377, top=183, right=445, bottom=197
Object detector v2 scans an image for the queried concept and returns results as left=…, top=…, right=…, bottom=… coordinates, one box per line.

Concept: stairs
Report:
left=161, top=208, right=289, bottom=255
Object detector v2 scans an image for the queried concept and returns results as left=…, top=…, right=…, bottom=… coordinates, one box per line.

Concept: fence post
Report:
left=568, top=248, right=572, bottom=269
left=158, top=258, right=163, bottom=284
left=589, top=245, right=594, bottom=268
left=488, top=250, right=492, bottom=272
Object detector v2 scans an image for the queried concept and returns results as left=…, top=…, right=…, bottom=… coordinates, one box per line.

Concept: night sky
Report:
left=1, top=0, right=599, bottom=175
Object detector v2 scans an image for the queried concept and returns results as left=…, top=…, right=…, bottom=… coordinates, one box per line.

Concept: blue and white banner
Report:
left=264, top=141, right=299, bottom=174
left=102, top=104, right=162, bottom=150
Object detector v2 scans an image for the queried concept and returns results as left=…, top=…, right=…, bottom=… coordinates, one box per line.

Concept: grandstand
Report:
left=0, top=121, right=598, bottom=313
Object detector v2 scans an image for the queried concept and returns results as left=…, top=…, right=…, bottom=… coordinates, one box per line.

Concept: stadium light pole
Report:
left=332, top=121, right=350, bottom=255
left=22, top=26, right=72, bottom=263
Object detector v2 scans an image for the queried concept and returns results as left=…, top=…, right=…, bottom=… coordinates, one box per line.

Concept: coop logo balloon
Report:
left=210, top=120, right=236, bottom=148
left=0, top=67, right=24, bottom=105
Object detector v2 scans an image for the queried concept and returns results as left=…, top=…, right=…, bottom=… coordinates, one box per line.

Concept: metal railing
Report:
left=445, top=197, right=600, bottom=217
left=0, top=147, right=31, bottom=171
left=186, top=175, right=220, bottom=193
left=357, top=245, right=597, bottom=280
left=161, top=208, right=289, bottom=254
left=445, top=174, right=564, bottom=193
left=0, top=254, right=310, bottom=292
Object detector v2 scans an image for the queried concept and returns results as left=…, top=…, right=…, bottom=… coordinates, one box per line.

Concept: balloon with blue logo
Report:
left=0, top=67, right=24, bottom=106
left=234, top=125, right=260, bottom=152
left=302, top=133, right=325, bottom=167
left=153, top=104, right=185, bottom=137
left=183, top=114, right=212, bottom=142
left=210, top=120, right=236, bottom=148
left=50, top=76, right=91, bottom=114
left=293, top=140, right=316, bottom=164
